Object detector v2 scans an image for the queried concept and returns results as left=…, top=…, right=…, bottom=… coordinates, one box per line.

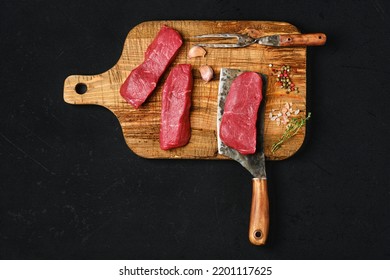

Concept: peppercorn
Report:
left=271, top=64, right=298, bottom=94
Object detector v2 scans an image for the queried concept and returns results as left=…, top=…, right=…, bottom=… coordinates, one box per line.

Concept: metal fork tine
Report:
left=193, top=33, right=254, bottom=48
left=193, top=33, right=241, bottom=39
left=196, top=43, right=242, bottom=48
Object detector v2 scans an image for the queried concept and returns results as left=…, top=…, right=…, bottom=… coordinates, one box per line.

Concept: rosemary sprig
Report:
left=271, top=112, right=311, bottom=153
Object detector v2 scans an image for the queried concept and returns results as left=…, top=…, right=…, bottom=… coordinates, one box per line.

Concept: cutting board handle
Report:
left=249, top=178, right=269, bottom=245
left=63, top=72, right=117, bottom=107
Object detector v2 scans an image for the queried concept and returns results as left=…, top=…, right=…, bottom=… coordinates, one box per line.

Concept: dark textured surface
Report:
left=0, top=0, right=389, bottom=259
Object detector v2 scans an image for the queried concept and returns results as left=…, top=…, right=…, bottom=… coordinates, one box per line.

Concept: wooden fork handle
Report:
left=249, top=178, right=269, bottom=245
left=279, top=33, right=327, bottom=47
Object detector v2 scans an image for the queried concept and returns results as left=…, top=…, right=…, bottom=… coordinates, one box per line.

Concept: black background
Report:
left=1, top=0, right=389, bottom=259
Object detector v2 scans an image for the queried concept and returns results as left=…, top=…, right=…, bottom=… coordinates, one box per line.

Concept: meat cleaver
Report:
left=217, top=68, right=269, bottom=245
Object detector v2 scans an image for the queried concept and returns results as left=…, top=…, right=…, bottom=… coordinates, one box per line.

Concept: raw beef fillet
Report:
left=160, top=64, right=193, bottom=150
left=120, top=25, right=183, bottom=108
left=219, top=72, right=263, bottom=155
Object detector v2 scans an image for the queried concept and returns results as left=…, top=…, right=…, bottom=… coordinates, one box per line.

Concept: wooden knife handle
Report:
left=279, top=33, right=326, bottom=47
left=249, top=178, right=269, bottom=245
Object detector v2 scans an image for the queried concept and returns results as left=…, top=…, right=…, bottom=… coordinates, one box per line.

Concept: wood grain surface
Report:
left=63, top=20, right=308, bottom=160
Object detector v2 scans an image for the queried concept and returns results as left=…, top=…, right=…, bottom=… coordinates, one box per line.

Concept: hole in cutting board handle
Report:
left=75, top=83, right=88, bottom=95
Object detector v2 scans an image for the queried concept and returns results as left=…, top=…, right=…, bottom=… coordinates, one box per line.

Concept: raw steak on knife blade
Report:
left=219, top=72, right=263, bottom=155
left=160, top=64, right=193, bottom=150
left=120, top=25, right=183, bottom=108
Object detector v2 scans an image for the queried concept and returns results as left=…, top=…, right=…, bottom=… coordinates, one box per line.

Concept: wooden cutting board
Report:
left=63, top=20, right=309, bottom=160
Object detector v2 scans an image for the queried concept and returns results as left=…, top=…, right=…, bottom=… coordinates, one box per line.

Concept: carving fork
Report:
left=194, top=33, right=326, bottom=48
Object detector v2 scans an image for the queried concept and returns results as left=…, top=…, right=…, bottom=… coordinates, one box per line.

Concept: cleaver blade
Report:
left=217, top=68, right=269, bottom=245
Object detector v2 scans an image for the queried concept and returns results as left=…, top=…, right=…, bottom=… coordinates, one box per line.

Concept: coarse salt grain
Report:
left=269, top=102, right=302, bottom=127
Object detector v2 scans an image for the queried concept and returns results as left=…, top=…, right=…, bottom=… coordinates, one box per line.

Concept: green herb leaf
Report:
left=271, top=112, right=311, bottom=153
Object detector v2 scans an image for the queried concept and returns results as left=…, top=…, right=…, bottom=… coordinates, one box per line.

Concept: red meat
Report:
left=160, top=64, right=193, bottom=150
left=120, top=25, right=183, bottom=108
left=219, top=72, right=263, bottom=155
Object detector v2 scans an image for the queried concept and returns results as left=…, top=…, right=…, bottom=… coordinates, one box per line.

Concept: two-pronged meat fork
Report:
left=194, top=32, right=326, bottom=48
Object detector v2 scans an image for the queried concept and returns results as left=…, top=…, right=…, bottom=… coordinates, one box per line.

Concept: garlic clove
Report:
left=199, top=65, right=214, bottom=83
left=188, top=46, right=207, bottom=58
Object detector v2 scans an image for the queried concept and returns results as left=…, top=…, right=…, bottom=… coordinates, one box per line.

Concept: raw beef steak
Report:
left=219, top=72, right=263, bottom=154
left=120, top=25, right=183, bottom=108
left=160, top=64, right=193, bottom=150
